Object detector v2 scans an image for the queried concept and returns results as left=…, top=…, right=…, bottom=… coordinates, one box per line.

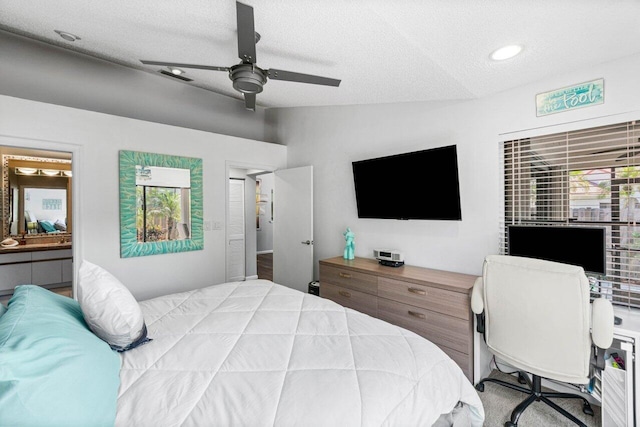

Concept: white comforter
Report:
left=117, top=280, right=484, bottom=426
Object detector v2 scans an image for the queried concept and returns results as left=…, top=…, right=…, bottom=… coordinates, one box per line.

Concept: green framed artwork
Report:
left=119, top=150, right=203, bottom=258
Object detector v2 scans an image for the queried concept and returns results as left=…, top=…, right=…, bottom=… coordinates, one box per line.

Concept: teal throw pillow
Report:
left=0, top=285, right=121, bottom=426
left=39, top=220, right=57, bottom=233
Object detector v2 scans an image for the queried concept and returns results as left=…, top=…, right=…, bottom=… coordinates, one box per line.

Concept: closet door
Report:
left=226, top=178, right=245, bottom=281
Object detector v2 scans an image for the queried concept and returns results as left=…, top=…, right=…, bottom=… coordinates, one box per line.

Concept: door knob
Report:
left=301, top=240, right=313, bottom=245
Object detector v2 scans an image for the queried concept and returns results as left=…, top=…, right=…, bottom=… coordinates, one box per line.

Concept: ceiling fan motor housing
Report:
left=230, top=63, right=267, bottom=94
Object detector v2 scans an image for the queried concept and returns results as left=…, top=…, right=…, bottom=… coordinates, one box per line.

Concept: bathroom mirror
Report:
left=2, top=150, right=73, bottom=243
left=119, top=150, right=203, bottom=258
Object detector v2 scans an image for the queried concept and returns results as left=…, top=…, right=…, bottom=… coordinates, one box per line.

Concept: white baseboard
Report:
left=257, top=250, right=273, bottom=255
left=245, top=275, right=259, bottom=280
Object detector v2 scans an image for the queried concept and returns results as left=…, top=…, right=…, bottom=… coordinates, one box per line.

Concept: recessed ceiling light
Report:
left=54, top=30, right=81, bottom=42
left=169, top=67, right=184, bottom=76
left=490, top=45, right=523, bottom=61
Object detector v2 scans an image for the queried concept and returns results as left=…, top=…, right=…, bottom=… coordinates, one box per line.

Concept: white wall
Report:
left=0, top=94, right=287, bottom=300
left=271, top=52, right=640, bottom=381
left=0, top=30, right=275, bottom=143
left=272, top=52, right=640, bottom=280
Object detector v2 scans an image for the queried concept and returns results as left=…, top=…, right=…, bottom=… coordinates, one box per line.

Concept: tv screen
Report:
left=507, top=225, right=606, bottom=275
left=352, top=145, right=462, bottom=220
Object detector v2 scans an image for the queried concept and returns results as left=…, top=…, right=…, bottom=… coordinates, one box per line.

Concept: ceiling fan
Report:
left=141, top=1, right=341, bottom=111
left=591, top=143, right=640, bottom=162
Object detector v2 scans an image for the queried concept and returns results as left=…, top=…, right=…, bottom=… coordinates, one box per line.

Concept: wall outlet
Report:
left=204, top=221, right=212, bottom=231
left=213, top=221, right=223, bottom=230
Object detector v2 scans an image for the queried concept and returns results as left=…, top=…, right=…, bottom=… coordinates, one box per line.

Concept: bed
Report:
left=116, top=279, right=484, bottom=426
left=0, top=273, right=484, bottom=426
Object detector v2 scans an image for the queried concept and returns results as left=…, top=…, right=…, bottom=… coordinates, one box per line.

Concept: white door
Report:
left=227, top=178, right=245, bottom=281
left=273, top=166, right=313, bottom=292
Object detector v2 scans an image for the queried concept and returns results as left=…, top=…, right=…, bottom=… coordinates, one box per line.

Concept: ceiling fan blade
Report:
left=616, top=150, right=640, bottom=161
left=236, top=2, right=257, bottom=64
left=591, top=144, right=640, bottom=155
left=141, top=60, right=229, bottom=72
left=244, top=93, right=256, bottom=111
left=267, top=69, right=341, bottom=87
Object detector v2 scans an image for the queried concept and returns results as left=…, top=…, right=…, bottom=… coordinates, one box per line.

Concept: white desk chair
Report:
left=472, top=255, right=614, bottom=427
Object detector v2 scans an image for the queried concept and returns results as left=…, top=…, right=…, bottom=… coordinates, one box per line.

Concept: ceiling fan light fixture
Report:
left=54, top=30, right=80, bottom=42
left=490, top=44, right=523, bottom=61
left=230, top=63, right=267, bottom=94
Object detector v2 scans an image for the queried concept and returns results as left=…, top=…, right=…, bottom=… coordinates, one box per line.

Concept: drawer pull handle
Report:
left=339, top=291, right=351, bottom=298
left=408, top=287, right=426, bottom=296
left=339, top=272, right=352, bottom=279
left=408, top=310, right=426, bottom=320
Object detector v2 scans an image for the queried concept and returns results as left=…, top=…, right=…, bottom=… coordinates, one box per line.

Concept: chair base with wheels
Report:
left=475, top=371, right=593, bottom=427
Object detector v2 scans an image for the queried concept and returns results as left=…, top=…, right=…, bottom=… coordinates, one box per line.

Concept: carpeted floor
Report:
left=477, top=370, right=601, bottom=427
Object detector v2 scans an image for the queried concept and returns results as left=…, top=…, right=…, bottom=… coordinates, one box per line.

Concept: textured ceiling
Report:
left=2, top=0, right=640, bottom=109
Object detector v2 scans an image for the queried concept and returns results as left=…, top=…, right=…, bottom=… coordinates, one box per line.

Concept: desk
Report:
left=603, top=307, right=640, bottom=426
left=473, top=303, right=640, bottom=424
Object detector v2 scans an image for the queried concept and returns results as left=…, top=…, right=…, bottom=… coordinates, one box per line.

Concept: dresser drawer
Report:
left=321, top=282, right=377, bottom=317
left=377, top=298, right=472, bottom=355
left=0, top=252, right=31, bottom=265
left=32, top=249, right=73, bottom=261
left=440, top=346, right=472, bottom=381
left=320, top=264, right=377, bottom=295
left=0, top=263, right=31, bottom=293
left=378, top=277, right=470, bottom=321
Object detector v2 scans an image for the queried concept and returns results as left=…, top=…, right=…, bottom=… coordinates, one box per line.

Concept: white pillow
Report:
left=77, top=260, right=150, bottom=352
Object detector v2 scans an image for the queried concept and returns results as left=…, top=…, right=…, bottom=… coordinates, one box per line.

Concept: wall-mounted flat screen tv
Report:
left=507, top=225, right=607, bottom=275
left=352, top=145, right=462, bottom=220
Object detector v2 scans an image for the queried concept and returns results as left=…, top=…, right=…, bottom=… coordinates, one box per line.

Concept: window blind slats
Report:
left=500, top=120, right=640, bottom=309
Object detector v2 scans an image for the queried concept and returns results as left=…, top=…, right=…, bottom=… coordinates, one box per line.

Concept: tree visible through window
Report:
left=135, top=165, right=191, bottom=243
left=137, top=186, right=188, bottom=242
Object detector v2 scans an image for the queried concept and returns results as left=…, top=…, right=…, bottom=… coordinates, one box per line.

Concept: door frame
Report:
left=0, top=134, right=82, bottom=294
left=225, top=160, right=276, bottom=282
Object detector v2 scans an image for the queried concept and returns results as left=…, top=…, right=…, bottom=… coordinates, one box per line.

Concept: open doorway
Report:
left=226, top=163, right=314, bottom=291
left=226, top=165, right=274, bottom=282
left=255, top=172, right=274, bottom=281
left=0, top=145, right=74, bottom=304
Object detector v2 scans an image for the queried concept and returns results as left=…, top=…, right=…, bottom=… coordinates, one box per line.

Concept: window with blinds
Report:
left=501, top=120, right=640, bottom=309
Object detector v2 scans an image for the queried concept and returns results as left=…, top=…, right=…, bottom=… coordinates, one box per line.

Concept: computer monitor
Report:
left=507, top=225, right=607, bottom=275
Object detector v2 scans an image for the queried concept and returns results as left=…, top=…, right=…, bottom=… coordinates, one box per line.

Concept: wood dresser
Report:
left=319, top=256, right=477, bottom=380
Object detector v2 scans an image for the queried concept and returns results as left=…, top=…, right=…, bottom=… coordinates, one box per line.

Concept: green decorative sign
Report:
left=536, top=78, right=604, bottom=117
